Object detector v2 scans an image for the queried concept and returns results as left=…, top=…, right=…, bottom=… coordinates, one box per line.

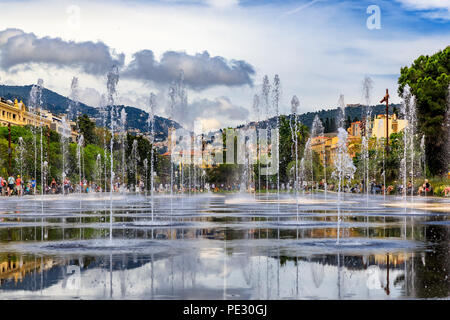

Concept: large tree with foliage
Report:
left=278, top=115, right=310, bottom=184
left=398, top=46, right=450, bottom=175
left=77, top=114, right=98, bottom=145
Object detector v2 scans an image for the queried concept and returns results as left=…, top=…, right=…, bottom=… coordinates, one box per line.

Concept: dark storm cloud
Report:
left=123, top=50, right=255, bottom=90
left=0, top=28, right=255, bottom=90
left=0, top=28, right=124, bottom=74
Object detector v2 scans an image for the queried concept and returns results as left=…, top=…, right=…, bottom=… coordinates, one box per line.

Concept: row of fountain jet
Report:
left=17, top=70, right=432, bottom=205
left=240, top=75, right=429, bottom=204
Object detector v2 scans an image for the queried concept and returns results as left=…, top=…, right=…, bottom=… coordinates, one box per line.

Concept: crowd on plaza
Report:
left=314, top=178, right=450, bottom=196
left=210, top=179, right=450, bottom=197
left=0, top=174, right=147, bottom=196
left=1, top=174, right=450, bottom=197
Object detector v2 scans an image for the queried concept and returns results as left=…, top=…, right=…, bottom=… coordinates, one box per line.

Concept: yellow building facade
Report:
left=311, top=114, right=408, bottom=168
left=370, top=114, right=407, bottom=139
left=0, top=97, right=78, bottom=141
left=0, top=97, right=50, bottom=127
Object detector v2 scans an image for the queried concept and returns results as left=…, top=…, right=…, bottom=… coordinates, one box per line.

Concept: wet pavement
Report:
left=0, top=192, right=448, bottom=299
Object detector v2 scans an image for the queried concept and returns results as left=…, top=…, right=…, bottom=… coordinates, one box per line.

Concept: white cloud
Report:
left=205, top=0, right=239, bottom=8
left=0, top=0, right=448, bottom=130
left=395, top=0, right=450, bottom=20
left=0, top=28, right=124, bottom=74
left=124, top=50, right=255, bottom=90
left=198, top=117, right=221, bottom=131
left=77, top=87, right=102, bottom=107
left=173, top=96, right=249, bottom=130
left=395, top=0, right=450, bottom=10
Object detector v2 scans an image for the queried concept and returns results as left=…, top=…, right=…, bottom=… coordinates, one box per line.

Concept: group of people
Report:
left=0, top=175, right=36, bottom=196
left=346, top=179, right=450, bottom=197
left=288, top=178, right=450, bottom=197
left=46, top=178, right=103, bottom=194
left=2, top=173, right=450, bottom=197
left=0, top=175, right=100, bottom=196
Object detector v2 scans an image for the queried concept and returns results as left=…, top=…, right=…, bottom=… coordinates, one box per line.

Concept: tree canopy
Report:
left=398, top=46, right=450, bottom=175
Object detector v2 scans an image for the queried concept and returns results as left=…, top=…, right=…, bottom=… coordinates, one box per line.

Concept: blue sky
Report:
left=0, top=0, right=448, bottom=130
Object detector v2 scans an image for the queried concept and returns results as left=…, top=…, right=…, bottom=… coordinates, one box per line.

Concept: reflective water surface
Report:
left=0, top=192, right=448, bottom=299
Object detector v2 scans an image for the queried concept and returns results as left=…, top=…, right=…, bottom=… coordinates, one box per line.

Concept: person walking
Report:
left=50, top=178, right=57, bottom=194
left=7, top=175, right=15, bottom=196
left=31, top=177, right=36, bottom=195
left=0, top=176, right=5, bottom=196
left=15, top=175, right=23, bottom=196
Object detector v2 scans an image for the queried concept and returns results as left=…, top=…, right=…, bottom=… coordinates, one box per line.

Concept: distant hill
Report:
left=0, top=85, right=180, bottom=140
left=0, top=84, right=402, bottom=139
left=243, top=103, right=402, bottom=133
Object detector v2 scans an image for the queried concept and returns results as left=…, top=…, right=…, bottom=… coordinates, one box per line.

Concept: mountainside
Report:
left=1, top=85, right=401, bottom=138
left=0, top=85, right=180, bottom=140
left=244, top=103, right=401, bottom=132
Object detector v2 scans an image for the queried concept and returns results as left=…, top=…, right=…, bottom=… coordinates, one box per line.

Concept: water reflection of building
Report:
left=0, top=255, right=55, bottom=285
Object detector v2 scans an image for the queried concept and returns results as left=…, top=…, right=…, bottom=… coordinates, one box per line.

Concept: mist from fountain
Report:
left=301, top=138, right=313, bottom=192
left=272, top=75, right=281, bottom=200
left=261, top=75, right=271, bottom=195
left=420, top=135, right=426, bottom=196
left=29, top=79, right=44, bottom=194
left=290, top=96, right=299, bottom=200
left=362, top=77, right=373, bottom=198
left=333, top=94, right=356, bottom=244
left=143, top=158, right=148, bottom=194
left=252, top=94, right=260, bottom=195
left=131, top=139, right=140, bottom=192
left=400, top=87, right=418, bottom=199
left=96, top=153, right=102, bottom=190
left=68, top=77, right=79, bottom=121
left=106, top=65, right=119, bottom=241
left=61, top=77, right=79, bottom=195
left=60, top=116, right=71, bottom=195
left=311, top=115, right=324, bottom=194
left=16, top=137, right=26, bottom=180
left=77, top=134, right=84, bottom=194
left=119, top=108, right=128, bottom=192
left=175, top=71, right=188, bottom=193
left=99, top=94, right=109, bottom=193
left=148, top=92, right=156, bottom=220
left=300, top=157, right=305, bottom=196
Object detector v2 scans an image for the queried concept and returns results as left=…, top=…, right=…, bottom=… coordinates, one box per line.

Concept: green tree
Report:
left=398, top=46, right=450, bottom=175
left=77, top=114, right=98, bottom=145
left=278, top=116, right=310, bottom=184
